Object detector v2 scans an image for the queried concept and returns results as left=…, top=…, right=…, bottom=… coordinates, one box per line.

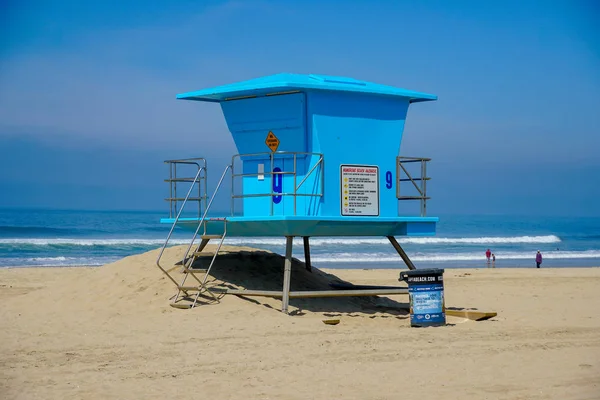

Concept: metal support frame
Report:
left=387, top=236, right=416, bottom=270
left=282, top=236, right=294, bottom=313
left=396, top=156, right=431, bottom=217
left=303, top=236, right=312, bottom=272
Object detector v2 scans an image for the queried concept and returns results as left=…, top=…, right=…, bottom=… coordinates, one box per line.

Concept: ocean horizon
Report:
left=1, top=208, right=599, bottom=269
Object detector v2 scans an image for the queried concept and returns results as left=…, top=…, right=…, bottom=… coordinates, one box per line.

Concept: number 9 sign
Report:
left=385, top=171, right=393, bottom=189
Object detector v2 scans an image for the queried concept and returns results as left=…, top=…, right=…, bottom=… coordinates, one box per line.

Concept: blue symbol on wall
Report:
left=272, top=167, right=282, bottom=204
left=385, top=171, right=393, bottom=189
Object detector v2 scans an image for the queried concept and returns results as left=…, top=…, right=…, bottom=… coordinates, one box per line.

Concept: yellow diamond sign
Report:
left=265, top=131, right=280, bottom=152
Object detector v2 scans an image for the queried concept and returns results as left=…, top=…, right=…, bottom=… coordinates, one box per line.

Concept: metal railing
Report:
left=181, top=164, right=232, bottom=267
left=396, top=156, right=431, bottom=217
left=156, top=163, right=230, bottom=304
left=164, top=158, right=207, bottom=218
left=156, top=159, right=208, bottom=288
left=230, top=151, right=324, bottom=216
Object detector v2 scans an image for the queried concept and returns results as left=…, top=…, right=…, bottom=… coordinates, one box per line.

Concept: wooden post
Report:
left=281, top=236, right=294, bottom=313
left=387, top=236, right=416, bottom=270
left=303, top=236, right=312, bottom=272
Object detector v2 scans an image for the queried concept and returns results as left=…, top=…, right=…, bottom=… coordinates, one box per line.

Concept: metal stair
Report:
left=156, top=163, right=232, bottom=309
left=170, top=223, right=228, bottom=309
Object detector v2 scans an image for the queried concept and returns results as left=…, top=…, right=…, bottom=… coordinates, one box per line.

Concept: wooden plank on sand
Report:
left=226, top=288, right=408, bottom=298
left=170, top=303, right=192, bottom=309
left=445, top=310, right=497, bottom=321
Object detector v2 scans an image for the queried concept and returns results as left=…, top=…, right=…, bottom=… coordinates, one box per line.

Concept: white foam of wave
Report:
left=0, top=256, right=113, bottom=267
left=27, top=256, right=68, bottom=262
left=224, top=235, right=562, bottom=246
left=2, top=251, right=599, bottom=268
left=0, top=238, right=189, bottom=246
left=0, top=235, right=563, bottom=247
left=307, top=250, right=600, bottom=263
left=398, top=235, right=561, bottom=244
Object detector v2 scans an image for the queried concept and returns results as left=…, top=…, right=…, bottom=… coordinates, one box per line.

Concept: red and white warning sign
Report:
left=340, top=165, right=379, bottom=216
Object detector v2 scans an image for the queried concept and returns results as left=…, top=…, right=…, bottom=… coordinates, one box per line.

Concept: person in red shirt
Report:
left=485, top=248, right=491, bottom=264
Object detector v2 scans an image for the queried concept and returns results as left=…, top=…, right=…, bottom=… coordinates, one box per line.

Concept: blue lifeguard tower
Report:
left=156, top=73, right=438, bottom=311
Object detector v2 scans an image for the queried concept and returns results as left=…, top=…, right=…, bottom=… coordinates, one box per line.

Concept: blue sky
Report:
left=1, top=0, right=599, bottom=215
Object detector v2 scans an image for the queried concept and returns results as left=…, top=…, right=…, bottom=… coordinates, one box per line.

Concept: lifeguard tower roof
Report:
left=176, top=73, right=437, bottom=103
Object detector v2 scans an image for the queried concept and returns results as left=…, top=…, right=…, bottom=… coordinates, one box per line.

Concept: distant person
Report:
left=486, top=248, right=491, bottom=264
left=492, top=253, right=496, bottom=268
left=536, top=250, right=543, bottom=268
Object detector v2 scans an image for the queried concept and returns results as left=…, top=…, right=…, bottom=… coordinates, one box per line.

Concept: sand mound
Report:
left=8, top=245, right=409, bottom=318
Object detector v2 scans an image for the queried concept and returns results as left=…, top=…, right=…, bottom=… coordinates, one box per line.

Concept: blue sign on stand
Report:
left=400, top=269, right=446, bottom=327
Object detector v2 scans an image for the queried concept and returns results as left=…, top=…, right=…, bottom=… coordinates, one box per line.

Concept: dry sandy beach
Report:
left=1, top=245, right=599, bottom=400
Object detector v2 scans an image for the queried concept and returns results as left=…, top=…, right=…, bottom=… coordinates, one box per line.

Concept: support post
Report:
left=387, top=236, right=416, bottom=270
left=195, top=238, right=211, bottom=254
left=281, top=236, right=294, bottom=313
left=303, top=236, right=312, bottom=272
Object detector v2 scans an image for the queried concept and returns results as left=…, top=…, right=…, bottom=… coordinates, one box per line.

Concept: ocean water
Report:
left=0, top=209, right=599, bottom=269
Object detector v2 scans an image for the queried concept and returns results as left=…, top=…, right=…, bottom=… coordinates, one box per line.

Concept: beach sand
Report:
left=1, top=244, right=599, bottom=399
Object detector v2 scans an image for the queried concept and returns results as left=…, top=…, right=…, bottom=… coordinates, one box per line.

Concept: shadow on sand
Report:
left=188, top=250, right=410, bottom=319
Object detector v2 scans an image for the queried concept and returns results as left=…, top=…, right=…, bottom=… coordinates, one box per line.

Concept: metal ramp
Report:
left=156, top=160, right=232, bottom=309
